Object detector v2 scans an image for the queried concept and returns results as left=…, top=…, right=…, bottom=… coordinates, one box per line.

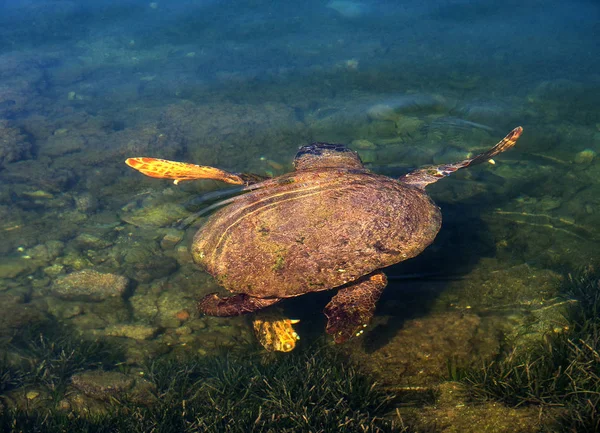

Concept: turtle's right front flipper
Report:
left=125, top=157, right=266, bottom=185
left=399, top=126, right=523, bottom=189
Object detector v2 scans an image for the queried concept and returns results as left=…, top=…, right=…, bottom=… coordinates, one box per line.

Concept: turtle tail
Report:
left=399, top=126, right=523, bottom=189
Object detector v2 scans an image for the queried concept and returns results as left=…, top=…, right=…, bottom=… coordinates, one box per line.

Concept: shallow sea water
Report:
left=0, top=0, right=599, bottom=431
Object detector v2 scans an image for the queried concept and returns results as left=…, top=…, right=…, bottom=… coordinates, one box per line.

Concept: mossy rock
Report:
left=0, top=257, right=35, bottom=279
left=70, top=370, right=156, bottom=405
left=52, top=270, right=129, bottom=302
left=100, top=324, right=160, bottom=340
left=120, top=203, right=189, bottom=228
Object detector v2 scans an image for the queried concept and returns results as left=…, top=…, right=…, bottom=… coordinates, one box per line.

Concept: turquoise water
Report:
left=0, top=0, right=599, bottom=431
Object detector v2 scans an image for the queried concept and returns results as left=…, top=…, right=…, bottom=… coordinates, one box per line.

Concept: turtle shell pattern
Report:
left=191, top=164, right=442, bottom=299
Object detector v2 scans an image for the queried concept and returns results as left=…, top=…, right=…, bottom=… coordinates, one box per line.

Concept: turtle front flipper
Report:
left=198, top=293, right=281, bottom=316
left=125, top=157, right=266, bottom=185
left=400, top=126, right=523, bottom=189
left=324, top=271, right=387, bottom=343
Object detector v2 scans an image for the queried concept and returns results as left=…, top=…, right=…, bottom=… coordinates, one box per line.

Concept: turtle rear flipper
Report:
left=400, top=126, right=523, bottom=189
left=324, top=271, right=387, bottom=343
left=125, top=157, right=266, bottom=185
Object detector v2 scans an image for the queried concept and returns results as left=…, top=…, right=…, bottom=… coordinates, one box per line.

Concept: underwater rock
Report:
left=0, top=53, right=45, bottom=118
left=0, top=120, right=32, bottom=166
left=121, top=244, right=178, bottom=283
left=107, top=123, right=181, bottom=165
left=350, top=139, right=377, bottom=150
left=0, top=304, right=48, bottom=339
left=45, top=297, right=83, bottom=320
left=438, top=261, right=562, bottom=310
left=0, top=257, right=36, bottom=279
left=69, top=312, right=108, bottom=330
left=174, top=245, right=194, bottom=265
left=415, top=382, right=548, bottom=432
left=432, top=146, right=470, bottom=165
left=120, top=202, right=189, bottom=228
left=366, top=104, right=396, bottom=122
left=536, top=197, right=561, bottom=212
left=25, top=241, right=64, bottom=263
left=130, top=290, right=160, bottom=322
left=72, top=233, right=113, bottom=250
left=307, top=106, right=366, bottom=143
left=21, top=190, right=55, bottom=200
left=2, top=388, right=51, bottom=412
left=507, top=298, right=574, bottom=356
left=357, top=149, right=377, bottom=164
left=175, top=310, right=191, bottom=322
left=158, top=100, right=307, bottom=171
left=381, top=145, right=436, bottom=169
left=431, top=262, right=570, bottom=356
left=0, top=291, right=28, bottom=306
left=531, top=79, right=586, bottom=102
left=574, top=149, right=596, bottom=164
left=364, top=104, right=424, bottom=141
left=376, top=94, right=448, bottom=116
left=74, top=192, right=99, bottom=214
left=0, top=86, right=24, bottom=118
left=52, top=270, right=128, bottom=302
left=61, top=251, right=94, bottom=271
left=70, top=370, right=155, bottom=405
left=455, top=100, right=513, bottom=125
left=350, top=311, right=500, bottom=387
left=160, top=228, right=184, bottom=250
left=394, top=116, right=424, bottom=138
left=3, top=159, right=77, bottom=195
left=39, top=133, right=85, bottom=157
left=101, top=324, right=160, bottom=340
left=71, top=370, right=133, bottom=399
left=155, top=290, right=196, bottom=328
left=89, top=297, right=132, bottom=325
left=363, top=120, right=397, bottom=138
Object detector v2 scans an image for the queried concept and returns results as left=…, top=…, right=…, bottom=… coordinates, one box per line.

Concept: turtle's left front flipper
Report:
left=324, top=271, right=387, bottom=343
left=125, top=157, right=266, bottom=185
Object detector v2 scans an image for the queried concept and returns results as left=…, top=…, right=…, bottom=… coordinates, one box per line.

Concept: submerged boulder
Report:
left=70, top=370, right=155, bottom=405
left=0, top=120, right=32, bottom=166
left=52, top=270, right=128, bottom=302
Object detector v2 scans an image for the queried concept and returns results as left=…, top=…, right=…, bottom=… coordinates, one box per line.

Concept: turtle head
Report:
left=294, top=143, right=365, bottom=171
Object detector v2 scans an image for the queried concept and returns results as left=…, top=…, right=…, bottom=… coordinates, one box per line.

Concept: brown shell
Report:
left=191, top=167, right=441, bottom=299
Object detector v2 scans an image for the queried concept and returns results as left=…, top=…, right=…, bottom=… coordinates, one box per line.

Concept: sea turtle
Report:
left=125, top=127, right=523, bottom=347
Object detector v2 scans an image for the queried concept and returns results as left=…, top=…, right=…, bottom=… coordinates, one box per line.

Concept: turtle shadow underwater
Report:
left=357, top=201, right=504, bottom=354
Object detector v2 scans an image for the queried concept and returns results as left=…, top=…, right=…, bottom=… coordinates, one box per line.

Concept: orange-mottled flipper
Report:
left=125, top=157, right=246, bottom=185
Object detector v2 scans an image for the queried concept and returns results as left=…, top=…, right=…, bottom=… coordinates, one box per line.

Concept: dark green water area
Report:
left=0, top=0, right=599, bottom=431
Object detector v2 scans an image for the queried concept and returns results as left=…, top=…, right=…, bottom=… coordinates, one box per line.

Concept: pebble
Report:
left=574, top=149, right=596, bottom=164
